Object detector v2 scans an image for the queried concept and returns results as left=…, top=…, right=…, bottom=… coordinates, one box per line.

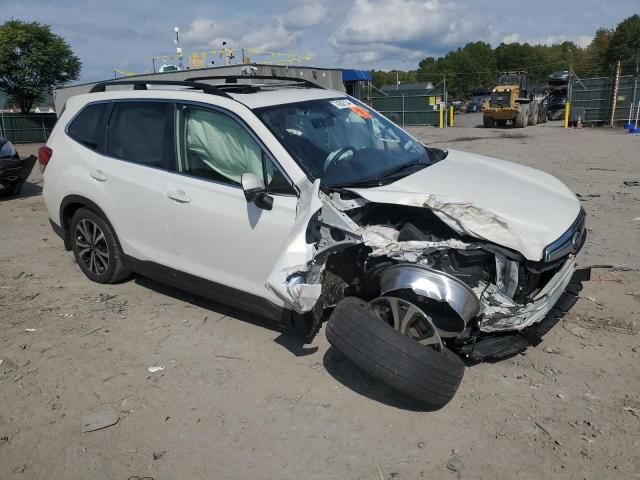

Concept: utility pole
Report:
left=443, top=74, right=447, bottom=127
left=610, top=60, right=621, bottom=127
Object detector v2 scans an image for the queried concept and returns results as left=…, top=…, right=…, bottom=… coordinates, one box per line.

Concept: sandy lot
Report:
left=1, top=115, right=640, bottom=479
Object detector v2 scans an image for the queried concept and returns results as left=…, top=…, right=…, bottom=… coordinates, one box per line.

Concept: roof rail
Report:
left=88, top=80, right=233, bottom=98
left=185, top=75, right=324, bottom=90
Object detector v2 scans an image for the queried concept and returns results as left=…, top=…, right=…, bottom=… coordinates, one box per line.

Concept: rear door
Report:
left=90, top=101, right=176, bottom=277
left=164, top=103, right=298, bottom=307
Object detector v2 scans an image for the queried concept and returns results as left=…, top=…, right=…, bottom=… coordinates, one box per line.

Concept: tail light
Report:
left=38, top=146, right=53, bottom=171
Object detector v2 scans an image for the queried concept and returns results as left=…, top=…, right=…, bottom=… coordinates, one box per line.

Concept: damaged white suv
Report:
left=42, top=77, right=586, bottom=409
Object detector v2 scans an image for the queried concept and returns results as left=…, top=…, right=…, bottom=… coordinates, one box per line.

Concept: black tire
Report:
left=515, top=107, right=528, bottom=128
left=529, top=104, right=538, bottom=125
left=326, top=297, right=465, bottom=410
left=0, top=183, right=20, bottom=197
left=483, top=115, right=494, bottom=128
left=69, top=208, right=130, bottom=284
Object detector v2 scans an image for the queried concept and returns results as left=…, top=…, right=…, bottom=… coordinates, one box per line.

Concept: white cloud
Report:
left=335, top=43, right=428, bottom=70
left=241, top=18, right=299, bottom=51
left=500, top=33, right=593, bottom=48
left=331, top=0, right=474, bottom=46
left=181, top=16, right=299, bottom=52
left=501, top=33, right=521, bottom=44
left=283, top=4, right=329, bottom=28
left=182, top=19, right=229, bottom=46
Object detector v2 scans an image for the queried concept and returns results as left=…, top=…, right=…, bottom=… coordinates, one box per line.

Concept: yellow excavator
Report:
left=482, top=71, right=538, bottom=128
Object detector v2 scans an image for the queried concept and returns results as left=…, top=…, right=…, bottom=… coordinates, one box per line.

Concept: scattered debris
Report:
left=24, top=328, right=37, bottom=332
left=591, top=264, right=640, bottom=272
left=82, top=410, right=120, bottom=432
left=563, top=323, right=588, bottom=339
left=623, top=406, right=640, bottom=418
left=623, top=181, right=639, bottom=187
left=446, top=451, right=464, bottom=473
left=557, top=393, right=565, bottom=399
left=115, top=443, right=138, bottom=453
left=13, top=464, right=27, bottom=474
left=13, top=271, right=25, bottom=280
left=586, top=167, right=616, bottom=172
left=96, top=295, right=128, bottom=315
left=147, top=366, right=165, bottom=373
left=152, top=450, right=166, bottom=460
left=535, top=421, right=562, bottom=446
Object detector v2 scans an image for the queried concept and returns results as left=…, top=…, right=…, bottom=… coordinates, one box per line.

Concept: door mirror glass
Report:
left=241, top=172, right=273, bottom=210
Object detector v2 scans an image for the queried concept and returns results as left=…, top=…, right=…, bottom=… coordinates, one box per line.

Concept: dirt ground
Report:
left=1, top=115, right=640, bottom=479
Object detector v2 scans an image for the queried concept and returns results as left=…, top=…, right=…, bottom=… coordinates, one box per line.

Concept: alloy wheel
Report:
left=75, top=219, right=110, bottom=275
left=369, top=296, right=443, bottom=351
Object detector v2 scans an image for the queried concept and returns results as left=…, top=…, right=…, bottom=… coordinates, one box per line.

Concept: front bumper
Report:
left=0, top=155, right=36, bottom=189
left=479, top=258, right=577, bottom=333
left=461, top=266, right=590, bottom=362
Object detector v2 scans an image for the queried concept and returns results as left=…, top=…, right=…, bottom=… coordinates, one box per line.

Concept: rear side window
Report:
left=67, top=103, right=109, bottom=151
left=106, top=102, right=173, bottom=168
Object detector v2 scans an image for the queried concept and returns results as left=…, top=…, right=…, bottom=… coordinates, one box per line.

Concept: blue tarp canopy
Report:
left=342, top=69, right=372, bottom=82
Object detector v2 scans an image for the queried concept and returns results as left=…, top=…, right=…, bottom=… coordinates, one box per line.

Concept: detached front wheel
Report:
left=326, top=297, right=465, bottom=410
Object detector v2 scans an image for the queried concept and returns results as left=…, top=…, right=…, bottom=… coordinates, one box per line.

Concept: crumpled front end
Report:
left=266, top=181, right=586, bottom=344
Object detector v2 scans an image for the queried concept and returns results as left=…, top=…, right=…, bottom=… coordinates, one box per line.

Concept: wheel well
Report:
left=59, top=196, right=111, bottom=250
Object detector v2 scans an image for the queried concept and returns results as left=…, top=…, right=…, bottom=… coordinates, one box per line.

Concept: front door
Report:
left=164, top=104, right=298, bottom=309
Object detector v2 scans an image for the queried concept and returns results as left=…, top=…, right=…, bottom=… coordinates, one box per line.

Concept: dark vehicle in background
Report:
left=546, top=95, right=567, bottom=121
left=0, top=138, right=36, bottom=197
left=548, top=70, right=570, bottom=86
left=466, top=101, right=482, bottom=113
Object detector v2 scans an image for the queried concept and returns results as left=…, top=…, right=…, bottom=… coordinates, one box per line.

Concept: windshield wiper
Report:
left=325, top=159, right=427, bottom=189
left=375, top=159, right=426, bottom=180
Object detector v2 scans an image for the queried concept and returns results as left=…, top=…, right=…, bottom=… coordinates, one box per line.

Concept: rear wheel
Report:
left=326, top=297, right=465, bottom=410
left=70, top=208, right=130, bottom=284
left=529, top=104, right=538, bottom=125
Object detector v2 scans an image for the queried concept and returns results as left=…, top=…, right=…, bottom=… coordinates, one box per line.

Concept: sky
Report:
left=2, top=0, right=639, bottom=82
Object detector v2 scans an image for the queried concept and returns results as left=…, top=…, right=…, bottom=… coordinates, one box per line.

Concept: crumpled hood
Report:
left=348, top=149, right=581, bottom=261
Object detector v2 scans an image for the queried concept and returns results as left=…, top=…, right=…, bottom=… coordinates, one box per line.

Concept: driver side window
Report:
left=176, top=105, right=294, bottom=194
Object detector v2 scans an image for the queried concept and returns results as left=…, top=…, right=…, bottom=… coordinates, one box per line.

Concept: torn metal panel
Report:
left=478, top=258, right=576, bottom=332
left=265, top=179, right=324, bottom=312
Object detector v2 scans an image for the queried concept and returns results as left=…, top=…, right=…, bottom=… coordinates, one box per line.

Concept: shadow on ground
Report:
left=0, top=181, right=42, bottom=201
left=134, top=275, right=318, bottom=357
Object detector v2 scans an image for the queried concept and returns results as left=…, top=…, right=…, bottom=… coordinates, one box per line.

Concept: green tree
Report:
left=606, top=14, right=640, bottom=73
left=0, top=20, right=80, bottom=113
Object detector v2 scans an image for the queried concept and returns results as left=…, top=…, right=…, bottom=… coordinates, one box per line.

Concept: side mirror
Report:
left=241, top=173, right=273, bottom=210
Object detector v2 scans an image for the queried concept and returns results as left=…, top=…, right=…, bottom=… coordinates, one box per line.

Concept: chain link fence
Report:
left=0, top=113, right=57, bottom=143
left=570, top=74, right=640, bottom=126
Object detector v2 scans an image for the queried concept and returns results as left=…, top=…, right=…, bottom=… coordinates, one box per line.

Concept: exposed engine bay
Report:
left=266, top=178, right=586, bottom=356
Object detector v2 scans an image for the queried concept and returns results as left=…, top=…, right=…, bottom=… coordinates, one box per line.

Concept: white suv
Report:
left=42, top=76, right=587, bottom=409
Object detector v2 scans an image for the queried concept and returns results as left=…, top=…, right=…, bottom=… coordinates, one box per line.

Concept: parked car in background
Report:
left=41, top=76, right=587, bottom=409
left=547, top=94, right=567, bottom=120
left=0, top=137, right=36, bottom=197
left=466, top=101, right=482, bottom=113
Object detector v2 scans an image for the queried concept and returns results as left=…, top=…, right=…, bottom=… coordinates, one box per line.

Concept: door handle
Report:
left=90, top=169, right=107, bottom=182
left=167, top=190, right=191, bottom=204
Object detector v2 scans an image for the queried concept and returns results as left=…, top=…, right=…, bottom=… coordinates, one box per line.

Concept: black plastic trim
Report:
left=185, top=74, right=323, bottom=90
left=122, top=254, right=291, bottom=324
left=89, top=80, right=233, bottom=99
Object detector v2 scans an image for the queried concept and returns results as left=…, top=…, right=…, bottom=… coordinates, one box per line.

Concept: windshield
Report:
left=255, top=98, right=434, bottom=187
